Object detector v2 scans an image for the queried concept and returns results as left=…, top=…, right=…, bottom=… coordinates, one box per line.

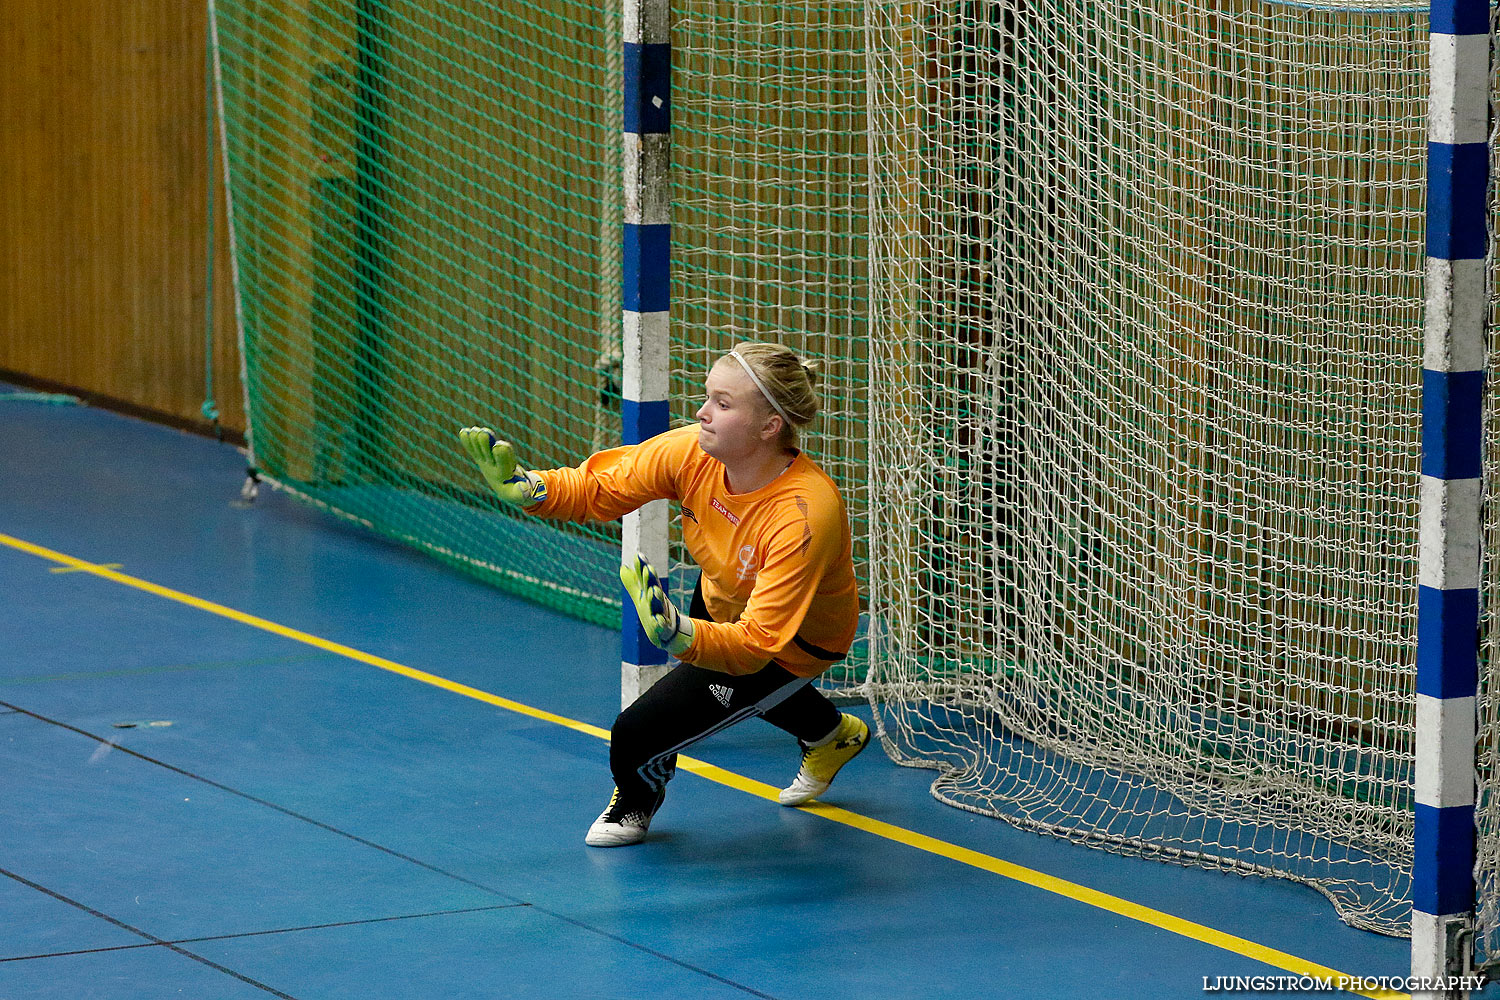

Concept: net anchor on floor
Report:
left=239, top=467, right=260, bottom=503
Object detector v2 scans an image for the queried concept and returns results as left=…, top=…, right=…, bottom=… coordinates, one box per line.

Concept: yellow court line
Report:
left=0, top=530, right=1405, bottom=1000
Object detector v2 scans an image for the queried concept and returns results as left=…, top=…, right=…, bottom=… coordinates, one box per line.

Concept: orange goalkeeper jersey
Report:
left=528, top=424, right=859, bottom=677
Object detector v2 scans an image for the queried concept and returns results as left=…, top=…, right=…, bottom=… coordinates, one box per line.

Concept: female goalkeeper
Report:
left=459, top=343, right=868, bottom=847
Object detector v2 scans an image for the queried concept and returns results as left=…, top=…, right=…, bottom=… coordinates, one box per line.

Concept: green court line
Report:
left=49, top=562, right=123, bottom=574
left=0, top=529, right=1406, bottom=1000
left=0, top=904, right=527, bottom=963
left=0, top=652, right=336, bottom=687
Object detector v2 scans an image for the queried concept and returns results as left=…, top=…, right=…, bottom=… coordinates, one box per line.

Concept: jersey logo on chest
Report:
left=736, top=544, right=758, bottom=582
left=710, top=496, right=741, bottom=526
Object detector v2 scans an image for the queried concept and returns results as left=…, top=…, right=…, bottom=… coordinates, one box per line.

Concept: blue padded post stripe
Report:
left=622, top=398, right=670, bottom=447
left=1427, top=143, right=1490, bottom=261
left=621, top=594, right=669, bottom=666
left=1431, top=0, right=1489, bottom=37
left=1414, top=803, right=1478, bottom=916
left=623, top=224, right=671, bottom=314
left=1421, top=369, right=1484, bottom=480
left=623, top=43, right=670, bottom=136
left=1416, top=586, right=1480, bottom=700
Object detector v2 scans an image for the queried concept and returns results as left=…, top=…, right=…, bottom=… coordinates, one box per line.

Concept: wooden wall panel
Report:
left=0, top=0, right=244, bottom=436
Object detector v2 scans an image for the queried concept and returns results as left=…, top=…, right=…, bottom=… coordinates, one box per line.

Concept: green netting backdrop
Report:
left=212, top=0, right=871, bottom=679
left=215, top=0, right=628, bottom=626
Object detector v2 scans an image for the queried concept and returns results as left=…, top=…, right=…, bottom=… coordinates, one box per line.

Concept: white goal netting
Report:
left=860, top=1, right=1429, bottom=935
left=669, top=0, right=1500, bottom=941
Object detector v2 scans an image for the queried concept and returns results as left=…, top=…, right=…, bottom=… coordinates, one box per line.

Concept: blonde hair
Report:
left=722, top=342, right=821, bottom=448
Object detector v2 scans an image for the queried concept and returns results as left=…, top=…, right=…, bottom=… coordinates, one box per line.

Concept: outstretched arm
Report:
left=516, top=424, right=694, bottom=523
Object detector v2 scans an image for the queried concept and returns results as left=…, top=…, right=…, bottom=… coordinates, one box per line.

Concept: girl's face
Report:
left=696, top=359, right=781, bottom=463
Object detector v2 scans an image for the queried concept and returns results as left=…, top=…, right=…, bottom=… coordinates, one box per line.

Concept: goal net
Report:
left=862, top=1, right=1429, bottom=935
left=212, top=0, right=627, bottom=626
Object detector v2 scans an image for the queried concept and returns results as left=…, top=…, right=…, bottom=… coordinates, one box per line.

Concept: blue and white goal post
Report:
left=620, top=0, right=673, bottom=707
left=1414, top=0, right=1489, bottom=992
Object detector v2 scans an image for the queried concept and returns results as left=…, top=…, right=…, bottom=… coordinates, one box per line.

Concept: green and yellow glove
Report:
left=458, top=426, right=548, bottom=508
left=620, top=553, right=695, bottom=657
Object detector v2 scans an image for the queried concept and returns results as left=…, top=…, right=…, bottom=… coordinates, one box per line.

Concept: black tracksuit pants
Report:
left=609, top=582, right=842, bottom=806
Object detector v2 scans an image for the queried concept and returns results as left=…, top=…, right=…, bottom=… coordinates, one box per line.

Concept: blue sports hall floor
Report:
left=0, top=387, right=1474, bottom=999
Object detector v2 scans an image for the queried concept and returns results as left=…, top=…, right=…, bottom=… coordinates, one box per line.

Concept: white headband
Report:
left=727, top=350, right=793, bottom=425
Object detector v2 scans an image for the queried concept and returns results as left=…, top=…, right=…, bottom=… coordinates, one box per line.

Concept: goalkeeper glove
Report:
left=458, top=426, right=548, bottom=508
left=620, top=553, right=695, bottom=657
